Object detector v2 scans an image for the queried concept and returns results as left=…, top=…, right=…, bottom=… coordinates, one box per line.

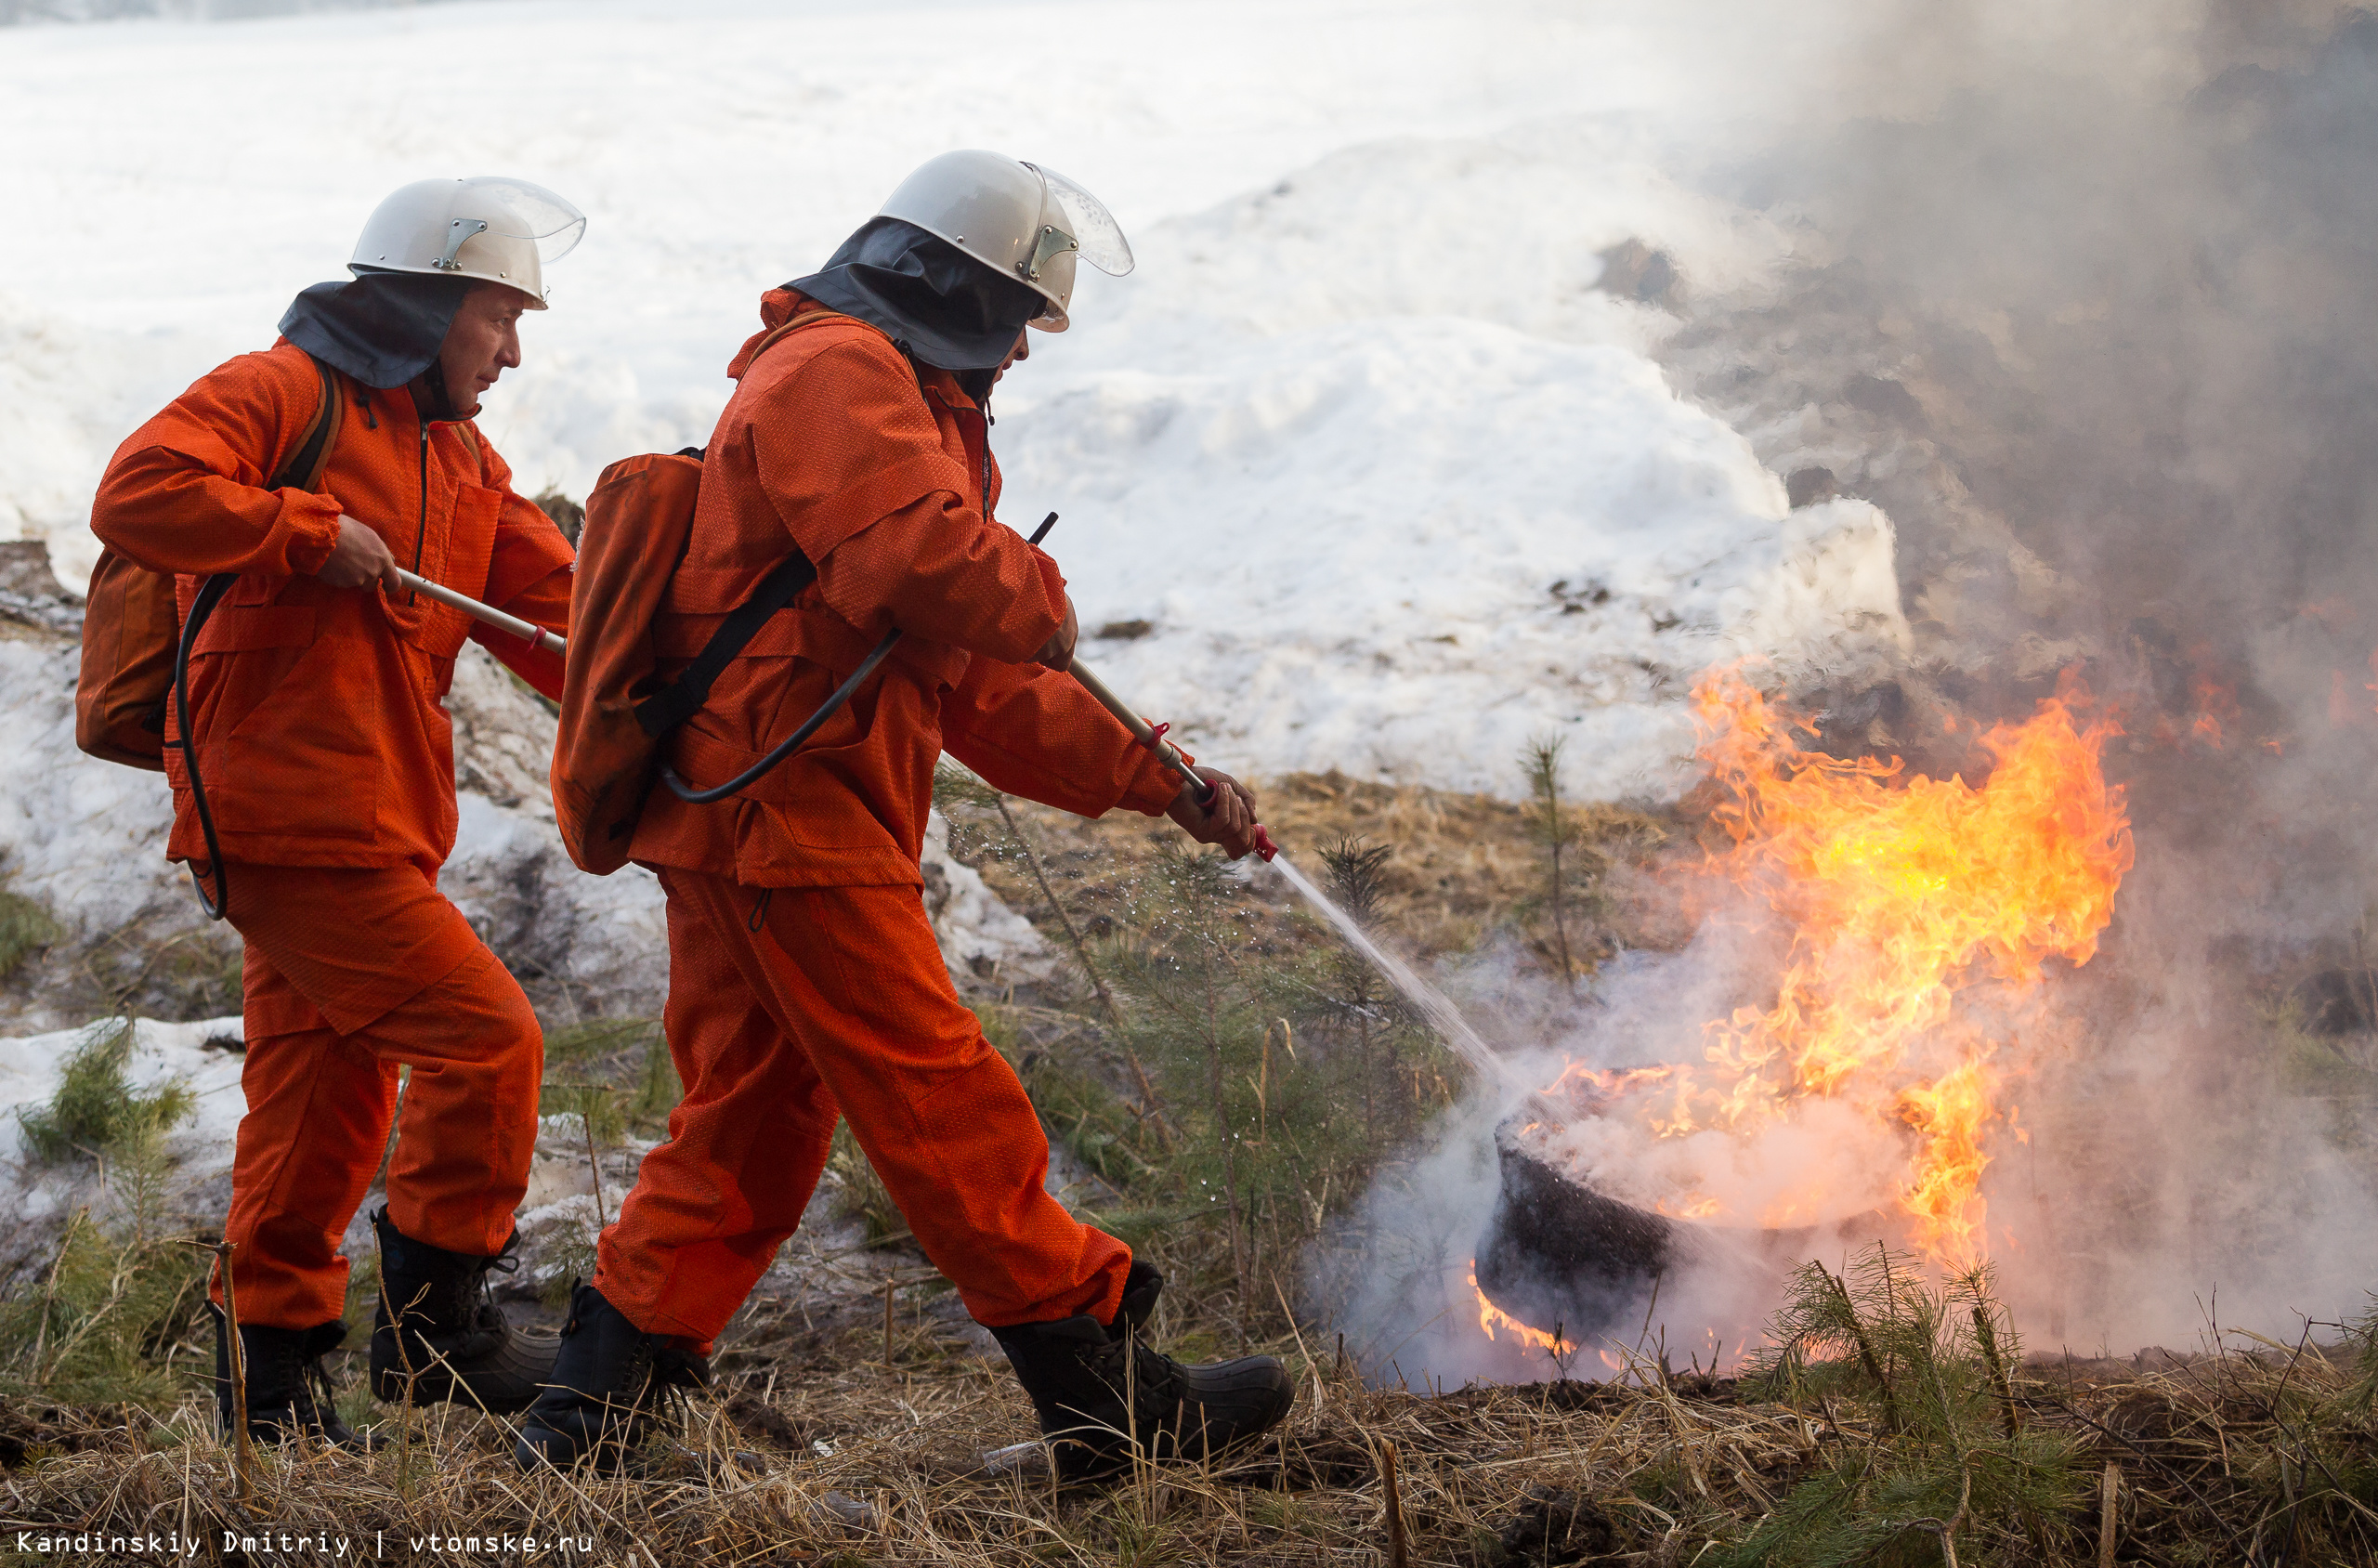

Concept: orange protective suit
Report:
left=89, top=343, right=571, bottom=1326
left=93, top=342, right=573, bottom=872
left=217, top=863, right=542, bottom=1327
left=594, top=293, right=1180, bottom=1339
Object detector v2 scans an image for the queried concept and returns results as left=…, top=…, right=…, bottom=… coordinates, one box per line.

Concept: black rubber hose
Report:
left=659, top=629, right=902, bottom=804
left=659, top=512, right=1060, bottom=807
left=167, top=572, right=238, bottom=921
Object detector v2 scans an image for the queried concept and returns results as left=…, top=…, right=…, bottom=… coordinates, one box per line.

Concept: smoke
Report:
left=1313, top=0, right=2378, bottom=1384
left=1702, top=1, right=2378, bottom=680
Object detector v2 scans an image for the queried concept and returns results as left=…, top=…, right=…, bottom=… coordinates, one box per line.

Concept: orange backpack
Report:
left=554, top=317, right=1021, bottom=873
left=550, top=445, right=857, bottom=874
left=552, top=450, right=710, bottom=874
left=75, top=357, right=344, bottom=769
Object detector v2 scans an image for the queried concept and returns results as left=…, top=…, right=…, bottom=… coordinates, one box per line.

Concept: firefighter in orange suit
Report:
left=89, top=178, right=585, bottom=1448
left=516, top=152, right=1294, bottom=1479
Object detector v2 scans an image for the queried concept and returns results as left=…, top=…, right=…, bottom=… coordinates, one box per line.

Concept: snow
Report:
left=923, top=810, right=1054, bottom=985
left=0, top=624, right=1050, bottom=1036
left=0, top=635, right=180, bottom=939
left=0, top=0, right=1908, bottom=805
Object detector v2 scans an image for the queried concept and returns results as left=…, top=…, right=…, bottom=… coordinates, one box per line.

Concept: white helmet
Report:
left=877, top=150, right=1132, bottom=332
left=348, top=176, right=585, bottom=309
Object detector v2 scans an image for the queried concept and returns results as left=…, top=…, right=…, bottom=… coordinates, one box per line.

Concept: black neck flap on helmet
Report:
left=279, top=268, right=476, bottom=394
left=787, top=216, right=1044, bottom=397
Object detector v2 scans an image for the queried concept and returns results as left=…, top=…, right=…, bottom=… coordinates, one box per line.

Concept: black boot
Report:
left=370, top=1207, right=555, bottom=1414
left=514, top=1283, right=710, bottom=1474
left=211, top=1305, right=376, bottom=1451
left=990, top=1261, right=1294, bottom=1483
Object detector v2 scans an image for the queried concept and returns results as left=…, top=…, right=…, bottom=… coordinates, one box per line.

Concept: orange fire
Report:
left=1469, top=1263, right=1570, bottom=1354
left=1688, top=665, right=2130, bottom=1257
left=2189, top=662, right=2238, bottom=749
left=1470, top=669, right=2132, bottom=1352
left=1587, top=667, right=2128, bottom=1261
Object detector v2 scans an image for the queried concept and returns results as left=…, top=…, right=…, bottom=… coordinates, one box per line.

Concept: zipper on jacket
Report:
left=925, top=383, right=998, bottom=525
left=409, top=417, right=429, bottom=605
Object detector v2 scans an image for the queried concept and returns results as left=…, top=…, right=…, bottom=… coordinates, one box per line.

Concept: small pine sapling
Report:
left=19, top=1018, right=196, bottom=1166
left=1106, top=844, right=1276, bottom=1302
left=1728, top=1247, right=2084, bottom=1567
left=1522, top=735, right=1581, bottom=987
left=1317, top=834, right=1400, bottom=1138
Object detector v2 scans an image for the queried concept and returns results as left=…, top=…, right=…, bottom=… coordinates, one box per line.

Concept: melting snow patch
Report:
left=0, top=1014, right=245, bottom=1226
left=923, top=811, right=1055, bottom=984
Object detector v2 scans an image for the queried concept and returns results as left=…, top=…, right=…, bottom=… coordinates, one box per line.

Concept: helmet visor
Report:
left=1026, top=163, right=1132, bottom=277
left=462, top=176, right=587, bottom=265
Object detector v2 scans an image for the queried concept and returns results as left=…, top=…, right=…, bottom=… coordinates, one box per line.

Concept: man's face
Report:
left=990, top=327, right=1033, bottom=388
left=436, top=284, right=529, bottom=415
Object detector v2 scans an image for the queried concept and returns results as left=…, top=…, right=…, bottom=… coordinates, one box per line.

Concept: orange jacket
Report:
left=629, top=291, right=1178, bottom=888
left=90, top=342, right=573, bottom=876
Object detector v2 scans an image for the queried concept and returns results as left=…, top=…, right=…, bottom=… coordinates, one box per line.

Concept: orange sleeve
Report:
left=90, top=349, right=345, bottom=579
left=817, top=496, right=1065, bottom=664
left=941, top=656, right=1184, bottom=819
left=748, top=339, right=1063, bottom=663
left=468, top=440, right=575, bottom=699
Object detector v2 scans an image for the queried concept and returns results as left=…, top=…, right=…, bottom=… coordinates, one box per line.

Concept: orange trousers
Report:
left=218, top=862, right=543, bottom=1328
left=593, top=868, right=1130, bottom=1343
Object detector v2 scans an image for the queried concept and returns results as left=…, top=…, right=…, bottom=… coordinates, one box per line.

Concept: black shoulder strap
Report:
left=271, top=357, right=341, bottom=492
left=632, top=548, right=819, bottom=739
left=629, top=318, right=888, bottom=743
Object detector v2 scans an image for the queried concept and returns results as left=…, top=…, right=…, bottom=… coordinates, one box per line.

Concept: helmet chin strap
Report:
left=416, top=359, right=476, bottom=423
left=955, top=365, right=998, bottom=406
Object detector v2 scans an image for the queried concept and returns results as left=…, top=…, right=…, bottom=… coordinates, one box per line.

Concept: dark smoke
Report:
left=1679, top=3, right=2378, bottom=792
left=1672, top=1, right=2378, bottom=1353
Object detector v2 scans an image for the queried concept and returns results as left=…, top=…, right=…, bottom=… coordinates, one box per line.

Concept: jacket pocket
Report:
left=396, top=485, right=503, bottom=659
left=200, top=631, right=387, bottom=845
left=170, top=604, right=320, bottom=789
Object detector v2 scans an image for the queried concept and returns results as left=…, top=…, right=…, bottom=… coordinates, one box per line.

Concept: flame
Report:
left=2185, top=650, right=2238, bottom=749
left=1470, top=1263, right=1570, bottom=1353
left=1560, top=666, right=2132, bottom=1262
left=1896, top=1054, right=2001, bottom=1258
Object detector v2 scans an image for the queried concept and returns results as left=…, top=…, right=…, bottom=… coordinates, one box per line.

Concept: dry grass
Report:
left=957, top=768, right=1673, bottom=980
left=0, top=1350, right=1602, bottom=1566
left=9, top=1317, right=2378, bottom=1566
